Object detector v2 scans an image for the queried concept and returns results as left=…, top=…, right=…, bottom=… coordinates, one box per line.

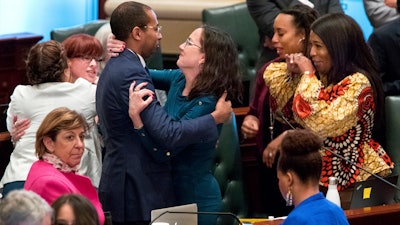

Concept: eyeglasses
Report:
left=79, top=56, right=103, bottom=63
left=140, top=25, right=162, bottom=33
left=184, top=38, right=201, bottom=49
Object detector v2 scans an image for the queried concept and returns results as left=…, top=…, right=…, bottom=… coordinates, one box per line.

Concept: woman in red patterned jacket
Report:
left=263, top=13, right=393, bottom=194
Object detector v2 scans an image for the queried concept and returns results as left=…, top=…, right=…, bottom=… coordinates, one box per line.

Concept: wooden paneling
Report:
left=0, top=33, right=42, bottom=177
left=252, top=203, right=400, bottom=225
left=0, top=33, right=42, bottom=105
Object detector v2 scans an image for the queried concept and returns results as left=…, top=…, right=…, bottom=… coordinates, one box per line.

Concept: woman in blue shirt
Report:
left=128, top=25, right=243, bottom=225
left=274, top=129, right=349, bottom=225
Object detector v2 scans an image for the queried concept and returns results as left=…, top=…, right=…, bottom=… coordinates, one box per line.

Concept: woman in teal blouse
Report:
left=128, top=25, right=242, bottom=225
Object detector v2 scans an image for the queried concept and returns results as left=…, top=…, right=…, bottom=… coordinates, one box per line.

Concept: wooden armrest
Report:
left=0, top=132, right=11, bottom=142
left=233, top=106, right=249, bottom=117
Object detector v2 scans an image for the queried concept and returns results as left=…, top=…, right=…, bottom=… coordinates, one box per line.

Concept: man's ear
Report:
left=43, top=136, right=55, bottom=153
left=131, top=26, right=143, bottom=40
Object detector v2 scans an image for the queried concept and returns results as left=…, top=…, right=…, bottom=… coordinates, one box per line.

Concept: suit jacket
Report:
left=24, top=160, right=105, bottom=225
left=368, top=18, right=400, bottom=96
left=362, top=0, right=399, bottom=28
left=96, top=49, right=219, bottom=223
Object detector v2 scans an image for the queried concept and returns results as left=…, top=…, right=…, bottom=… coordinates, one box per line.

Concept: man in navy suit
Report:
left=368, top=1, right=400, bottom=96
left=95, top=2, right=232, bottom=225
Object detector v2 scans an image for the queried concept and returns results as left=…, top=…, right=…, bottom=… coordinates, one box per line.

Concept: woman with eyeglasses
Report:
left=125, top=24, right=243, bottom=225
left=24, top=108, right=104, bottom=225
left=8, top=34, right=104, bottom=189
left=62, top=34, right=104, bottom=84
left=1, top=40, right=97, bottom=197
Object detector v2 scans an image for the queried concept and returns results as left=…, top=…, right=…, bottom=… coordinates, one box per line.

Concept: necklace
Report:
left=269, top=99, right=275, bottom=141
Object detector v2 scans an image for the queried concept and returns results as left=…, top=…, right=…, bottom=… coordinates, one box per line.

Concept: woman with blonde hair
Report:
left=24, top=107, right=104, bottom=225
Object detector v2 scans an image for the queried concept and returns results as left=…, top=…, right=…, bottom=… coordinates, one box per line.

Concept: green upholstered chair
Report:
left=50, top=20, right=109, bottom=42
left=202, top=2, right=260, bottom=107
left=213, top=113, right=248, bottom=225
left=385, top=96, right=400, bottom=201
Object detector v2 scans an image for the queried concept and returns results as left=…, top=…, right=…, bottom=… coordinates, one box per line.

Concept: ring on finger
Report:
left=268, top=152, right=273, bottom=157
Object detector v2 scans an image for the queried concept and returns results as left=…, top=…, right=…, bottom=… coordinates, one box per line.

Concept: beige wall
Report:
left=104, top=0, right=245, bottom=55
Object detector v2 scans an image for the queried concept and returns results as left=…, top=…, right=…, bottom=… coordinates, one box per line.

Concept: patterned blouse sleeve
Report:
left=264, top=62, right=299, bottom=110
left=292, top=71, right=373, bottom=138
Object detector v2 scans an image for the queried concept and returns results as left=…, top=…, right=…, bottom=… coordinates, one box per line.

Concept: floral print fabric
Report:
left=264, top=62, right=393, bottom=190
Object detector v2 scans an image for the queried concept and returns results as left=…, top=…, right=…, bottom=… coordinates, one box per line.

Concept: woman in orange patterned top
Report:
left=263, top=13, right=393, bottom=191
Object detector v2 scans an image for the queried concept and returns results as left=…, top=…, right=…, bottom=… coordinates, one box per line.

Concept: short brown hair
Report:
left=26, top=40, right=68, bottom=85
left=35, top=107, right=89, bottom=159
left=62, top=33, right=103, bottom=60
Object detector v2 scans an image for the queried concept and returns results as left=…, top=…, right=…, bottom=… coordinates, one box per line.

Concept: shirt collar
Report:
left=127, top=48, right=147, bottom=68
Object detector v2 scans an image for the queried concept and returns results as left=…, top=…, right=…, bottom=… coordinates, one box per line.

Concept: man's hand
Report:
left=211, top=92, right=232, bottom=124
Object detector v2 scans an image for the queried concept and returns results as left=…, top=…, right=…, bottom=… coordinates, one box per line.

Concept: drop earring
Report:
left=286, top=187, right=293, bottom=206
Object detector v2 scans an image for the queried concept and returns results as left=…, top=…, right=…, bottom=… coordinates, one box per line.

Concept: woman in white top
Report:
left=1, top=40, right=98, bottom=196
left=7, top=34, right=105, bottom=190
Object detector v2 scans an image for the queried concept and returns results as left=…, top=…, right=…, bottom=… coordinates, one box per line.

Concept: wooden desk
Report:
left=345, top=203, right=400, bottom=225
left=252, top=203, right=400, bottom=225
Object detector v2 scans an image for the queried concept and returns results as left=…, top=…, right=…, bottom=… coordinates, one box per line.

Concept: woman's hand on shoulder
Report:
left=128, top=81, right=154, bottom=129
left=11, top=115, right=30, bottom=144
left=107, top=33, right=125, bottom=58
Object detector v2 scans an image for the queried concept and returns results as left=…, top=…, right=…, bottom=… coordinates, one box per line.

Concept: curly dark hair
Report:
left=189, top=25, right=243, bottom=103
left=278, top=129, right=323, bottom=184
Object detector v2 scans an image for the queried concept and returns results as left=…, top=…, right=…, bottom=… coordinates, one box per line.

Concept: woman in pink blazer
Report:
left=24, top=107, right=104, bottom=225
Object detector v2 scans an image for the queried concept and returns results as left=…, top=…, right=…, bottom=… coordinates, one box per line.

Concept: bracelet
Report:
left=301, top=71, right=314, bottom=76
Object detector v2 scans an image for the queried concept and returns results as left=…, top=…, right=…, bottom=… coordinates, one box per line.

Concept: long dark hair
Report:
left=189, top=25, right=243, bottom=103
left=311, top=13, right=384, bottom=125
left=52, top=194, right=100, bottom=225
